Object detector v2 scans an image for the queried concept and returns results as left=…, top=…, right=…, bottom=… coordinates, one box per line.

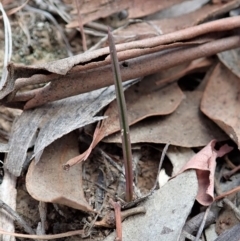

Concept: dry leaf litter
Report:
left=1, top=1, right=240, bottom=241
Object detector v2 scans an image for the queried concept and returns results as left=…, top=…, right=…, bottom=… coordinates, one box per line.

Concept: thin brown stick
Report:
left=152, top=143, right=169, bottom=191
left=114, top=16, right=240, bottom=51
left=224, top=156, right=236, bottom=169
left=215, top=185, right=240, bottom=201
left=70, top=15, right=240, bottom=56
left=18, top=35, right=240, bottom=109
left=5, top=15, right=240, bottom=109
left=214, top=177, right=240, bottom=220
left=223, top=165, right=240, bottom=179
left=83, top=195, right=106, bottom=238
left=38, top=201, right=47, bottom=235
left=0, top=229, right=84, bottom=240
left=110, top=199, right=122, bottom=241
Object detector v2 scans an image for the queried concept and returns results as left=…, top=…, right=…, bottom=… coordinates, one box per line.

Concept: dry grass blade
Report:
left=108, top=29, right=133, bottom=202
left=0, top=229, right=84, bottom=240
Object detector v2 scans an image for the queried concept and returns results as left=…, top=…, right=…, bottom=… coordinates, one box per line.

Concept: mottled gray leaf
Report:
left=104, top=170, right=198, bottom=241
left=218, top=48, right=240, bottom=78
left=5, top=80, right=137, bottom=176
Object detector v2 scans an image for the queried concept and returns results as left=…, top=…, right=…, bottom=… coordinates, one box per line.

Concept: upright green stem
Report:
left=108, top=29, right=133, bottom=202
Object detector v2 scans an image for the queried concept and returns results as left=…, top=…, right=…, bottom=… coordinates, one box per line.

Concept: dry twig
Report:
left=0, top=199, right=35, bottom=235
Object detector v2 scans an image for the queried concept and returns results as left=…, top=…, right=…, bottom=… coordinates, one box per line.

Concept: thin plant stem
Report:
left=194, top=205, right=211, bottom=241
left=108, top=29, right=133, bottom=202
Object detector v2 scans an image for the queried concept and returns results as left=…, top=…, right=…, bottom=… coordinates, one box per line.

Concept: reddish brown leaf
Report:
left=175, top=140, right=233, bottom=206
left=64, top=122, right=103, bottom=168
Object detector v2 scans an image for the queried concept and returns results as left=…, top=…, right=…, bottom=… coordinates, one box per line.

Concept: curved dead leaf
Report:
left=174, top=140, right=233, bottom=206
left=26, top=132, right=93, bottom=212
left=64, top=122, right=103, bottom=168
left=201, top=63, right=240, bottom=147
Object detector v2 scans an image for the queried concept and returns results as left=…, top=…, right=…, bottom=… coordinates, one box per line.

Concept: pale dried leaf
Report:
left=26, top=132, right=93, bottom=212
left=104, top=170, right=198, bottom=241
left=0, top=169, right=16, bottom=241
left=167, top=146, right=195, bottom=175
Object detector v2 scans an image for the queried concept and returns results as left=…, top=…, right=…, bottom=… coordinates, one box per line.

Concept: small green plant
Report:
left=108, top=29, right=133, bottom=202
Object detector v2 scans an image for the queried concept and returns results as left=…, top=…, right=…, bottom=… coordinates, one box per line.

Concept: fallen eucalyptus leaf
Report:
left=104, top=91, right=228, bottom=147
left=99, top=80, right=183, bottom=140
left=201, top=63, right=240, bottom=147
left=26, top=131, right=93, bottom=212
